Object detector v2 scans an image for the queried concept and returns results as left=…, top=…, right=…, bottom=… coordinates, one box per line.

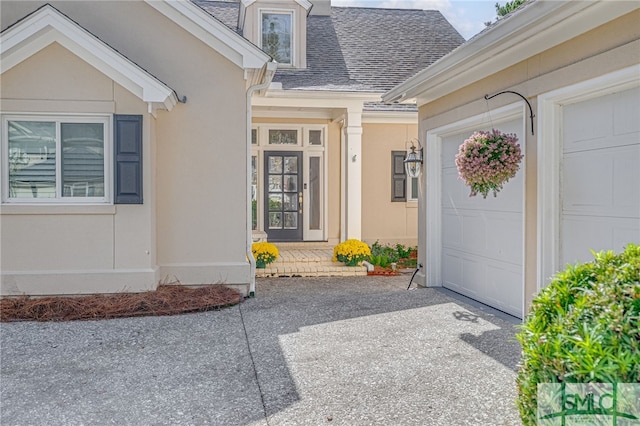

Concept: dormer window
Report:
left=260, top=11, right=293, bottom=65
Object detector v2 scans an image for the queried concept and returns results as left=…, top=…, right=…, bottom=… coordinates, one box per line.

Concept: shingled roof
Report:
left=194, top=1, right=464, bottom=95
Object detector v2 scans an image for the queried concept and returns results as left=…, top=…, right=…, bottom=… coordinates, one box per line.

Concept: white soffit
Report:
left=383, top=0, right=640, bottom=106
left=145, top=0, right=270, bottom=70
left=0, top=4, right=178, bottom=113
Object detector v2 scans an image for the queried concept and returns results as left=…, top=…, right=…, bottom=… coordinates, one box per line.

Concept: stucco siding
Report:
left=361, top=122, right=418, bottom=246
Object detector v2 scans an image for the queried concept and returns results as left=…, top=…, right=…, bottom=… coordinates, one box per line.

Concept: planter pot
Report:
left=256, top=260, right=267, bottom=269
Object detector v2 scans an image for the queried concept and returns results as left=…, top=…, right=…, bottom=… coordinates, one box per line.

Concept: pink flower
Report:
left=455, top=129, right=523, bottom=198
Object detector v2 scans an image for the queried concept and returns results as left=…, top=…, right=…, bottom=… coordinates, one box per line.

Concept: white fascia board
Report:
left=1, top=4, right=178, bottom=112
left=383, top=0, right=639, bottom=106
left=362, top=110, right=418, bottom=124
left=146, top=0, right=270, bottom=70
left=259, top=88, right=381, bottom=102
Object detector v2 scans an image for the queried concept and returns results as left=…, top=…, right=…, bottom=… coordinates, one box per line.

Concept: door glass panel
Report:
left=268, top=175, right=282, bottom=191
left=269, top=212, right=282, bottom=229
left=284, top=156, right=298, bottom=173
left=269, top=156, right=282, bottom=173
left=269, top=193, right=282, bottom=210
left=309, top=157, right=321, bottom=230
left=284, top=175, right=297, bottom=192
left=269, top=130, right=297, bottom=145
left=283, top=193, right=298, bottom=211
left=284, top=212, right=297, bottom=229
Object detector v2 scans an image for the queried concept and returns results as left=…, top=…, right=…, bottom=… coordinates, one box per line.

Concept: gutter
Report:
left=245, top=61, right=277, bottom=297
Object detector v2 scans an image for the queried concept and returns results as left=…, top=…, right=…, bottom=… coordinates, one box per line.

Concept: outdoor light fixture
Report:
left=404, top=139, right=423, bottom=178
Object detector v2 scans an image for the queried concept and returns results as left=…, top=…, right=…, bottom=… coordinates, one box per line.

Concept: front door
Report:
left=265, top=152, right=303, bottom=241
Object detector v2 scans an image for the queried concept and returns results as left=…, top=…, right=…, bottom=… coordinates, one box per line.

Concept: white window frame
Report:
left=259, top=8, right=295, bottom=67
left=2, top=114, right=111, bottom=204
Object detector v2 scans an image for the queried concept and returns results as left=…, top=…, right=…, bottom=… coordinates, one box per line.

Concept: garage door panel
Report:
left=563, top=144, right=640, bottom=217
left=485, top=263, right=522, bottom=317
left=442, top=168, right=523, bottom=213
left=442, top=249, right=522, bottom=317
left=441, top=135, right=462, bottom=168
left=483, top=212, right=523, bottom=265
left=442, top=210, right=463, bottom=247
left=562, top=86, right=640, bottom=268
left=563, top=96, right=612, bottom=147
left=561, top=215, right=639, bottom=265
left=443, top=209, right=522, bottom=265
left=613, top=87, right=640, bottom=135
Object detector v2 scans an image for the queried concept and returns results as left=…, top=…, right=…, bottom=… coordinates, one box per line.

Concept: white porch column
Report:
left=344, top=106, right=363, bottom=240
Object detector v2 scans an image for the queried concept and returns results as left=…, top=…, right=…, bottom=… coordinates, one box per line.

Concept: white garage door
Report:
left=441, top=119, right=524, bottom=318
left=561, top=87, right=640, bottom=266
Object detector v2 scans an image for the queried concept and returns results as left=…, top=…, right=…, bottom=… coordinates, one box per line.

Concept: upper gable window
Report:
left=261, top=11, right=293, bottom=65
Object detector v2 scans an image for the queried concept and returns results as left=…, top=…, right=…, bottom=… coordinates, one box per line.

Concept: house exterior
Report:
left=383, top=0, right=640, bottom=319
left=1, top=0, right=274, bottom=296
left=197, top=0, right=464, bottom=245
left=1, top=0, right=464, bottom=296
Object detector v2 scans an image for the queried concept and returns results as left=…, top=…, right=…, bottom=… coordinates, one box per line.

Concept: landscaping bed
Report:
left=0, top=284, right=242, bottom=322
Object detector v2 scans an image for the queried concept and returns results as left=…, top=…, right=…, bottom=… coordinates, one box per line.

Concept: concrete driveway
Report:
left=1, top=276, right=522, bottom=425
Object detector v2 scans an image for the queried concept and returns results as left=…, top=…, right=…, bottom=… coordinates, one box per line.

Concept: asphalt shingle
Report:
left=193, top=1, right=464, bottom=93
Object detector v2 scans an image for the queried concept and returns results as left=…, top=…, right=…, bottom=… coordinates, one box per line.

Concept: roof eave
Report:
left=383, top=0, right=639, bottom=106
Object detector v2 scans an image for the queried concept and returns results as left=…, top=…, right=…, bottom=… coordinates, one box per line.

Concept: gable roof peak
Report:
left=1, top=3, right=178, bottom=113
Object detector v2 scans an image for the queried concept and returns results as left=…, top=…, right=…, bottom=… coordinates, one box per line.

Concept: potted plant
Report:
left=251, top=242, right=279, bottom=268
left=333, top=239, right=371, bottom=266
left=455, top=129, right=523, bottom=198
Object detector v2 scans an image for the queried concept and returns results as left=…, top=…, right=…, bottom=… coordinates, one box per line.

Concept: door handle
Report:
left=299, top=191, right=303, bottom=213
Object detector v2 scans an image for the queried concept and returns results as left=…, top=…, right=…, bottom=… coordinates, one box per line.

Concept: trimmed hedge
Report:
left=516, top=244, right=640, bottom=425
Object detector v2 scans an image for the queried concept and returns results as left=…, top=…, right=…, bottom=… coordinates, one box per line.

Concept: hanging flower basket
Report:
left=455, top=129, right=523, bottom=198
left=252, top=242, right=279, bottom=268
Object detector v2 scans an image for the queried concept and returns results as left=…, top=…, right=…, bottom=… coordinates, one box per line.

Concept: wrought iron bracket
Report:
left=484, top=90, right=535, bottom=135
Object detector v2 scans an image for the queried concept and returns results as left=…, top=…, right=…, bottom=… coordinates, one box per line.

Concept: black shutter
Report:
left=391, top=151, right=407, bottom=202
left=114, top=115, right=143, bottom=204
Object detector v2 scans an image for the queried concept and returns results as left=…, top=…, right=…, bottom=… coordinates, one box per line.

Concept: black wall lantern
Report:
left=404, top=139, right=423, bottom=178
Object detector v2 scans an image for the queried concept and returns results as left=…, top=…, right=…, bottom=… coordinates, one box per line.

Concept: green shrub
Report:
left=369, top=254, right=390, bottom=268
left=395, top=243, right=412, bottom=259
left=516, top=244, right=640, bottom=425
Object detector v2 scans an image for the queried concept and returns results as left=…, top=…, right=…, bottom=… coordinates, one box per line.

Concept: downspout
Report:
left=246, top=61, right=277, bottom=297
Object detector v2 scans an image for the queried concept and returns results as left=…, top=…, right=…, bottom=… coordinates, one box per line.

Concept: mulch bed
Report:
left=0, top=285, right=242, bottom=322
left=367, top=266, right=399, bottom=276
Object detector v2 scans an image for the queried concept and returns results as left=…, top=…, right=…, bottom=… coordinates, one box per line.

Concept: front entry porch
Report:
left=255, top=242, right=367, bottom=278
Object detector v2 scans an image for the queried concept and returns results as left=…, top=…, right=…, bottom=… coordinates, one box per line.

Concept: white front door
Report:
left=560, top=86, right=640, bottom=265
left=440, top=118, right=525, bottom=318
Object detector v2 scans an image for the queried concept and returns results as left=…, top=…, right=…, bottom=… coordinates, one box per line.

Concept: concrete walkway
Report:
left=1, top=276, right=522, bottom=425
